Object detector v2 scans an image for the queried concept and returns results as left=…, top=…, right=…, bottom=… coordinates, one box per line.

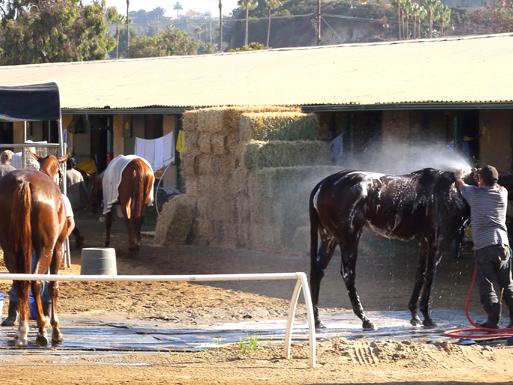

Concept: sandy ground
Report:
left=1, top=212, right=513, bottom=384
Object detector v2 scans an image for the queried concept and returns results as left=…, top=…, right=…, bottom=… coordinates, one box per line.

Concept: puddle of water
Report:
left=0, top=309, right=476, bottom=353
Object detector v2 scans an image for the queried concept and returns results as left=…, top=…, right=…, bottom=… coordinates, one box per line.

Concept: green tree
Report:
left=238, top=0, right=258, bottom=46
left=173, top=2, right=183, bottom=19
left=438, top=4, right=451, bottom=36
left=0, top=0, right=116, bottom=65
left=423, top=0, right=441, bottom=38
left=129, top=26, right=204, bottom=58
left=264, top=0, right=282, bottom=47
left=110, top=9, right=126, bottom=59
left=229, top=41, right=266, bottom=51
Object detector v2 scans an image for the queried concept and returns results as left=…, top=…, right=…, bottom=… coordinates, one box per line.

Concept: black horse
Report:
left=309, top=168, right=472, bottom=330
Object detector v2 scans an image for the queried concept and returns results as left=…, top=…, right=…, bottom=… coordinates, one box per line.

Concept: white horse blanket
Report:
left=102, top=155, right=154, bottom=215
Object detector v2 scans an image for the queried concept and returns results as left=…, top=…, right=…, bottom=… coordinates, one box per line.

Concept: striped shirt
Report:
left=460, top=184, right=509, bottom=250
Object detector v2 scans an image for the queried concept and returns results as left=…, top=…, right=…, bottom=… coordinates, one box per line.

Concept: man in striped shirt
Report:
left=455, top=165, right=513, bottom=329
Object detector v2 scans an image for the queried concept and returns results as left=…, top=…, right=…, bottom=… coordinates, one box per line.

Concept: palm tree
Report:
left=265, top=0, right=282, bottom=47
left=238, top=0, right=258, bottom=46
left=173, top=2, right=183, bottom=19
left=417, top=4, right=427, bottom=38
left=218, top=0, right=223, bottom=51
left=114, top=13, right=126, bottom=59
left=423, top=0, right=440, bottom=38
left=439, top=5, right=451, bottom=36
left=402, top=0, right=413, bottom=39
left=126, top=0, right=130, bottom=57
left=393, top=0, right=403, bottom=39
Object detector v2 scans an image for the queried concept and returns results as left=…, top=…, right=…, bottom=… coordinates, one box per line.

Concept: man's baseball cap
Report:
left=478, top=165, right=499, bottom=183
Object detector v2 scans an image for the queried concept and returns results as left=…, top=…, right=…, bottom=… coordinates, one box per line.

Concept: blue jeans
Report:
left=8, top=252, right=51, bottom=303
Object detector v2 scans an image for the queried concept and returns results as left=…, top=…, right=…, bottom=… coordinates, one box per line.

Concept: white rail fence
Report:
left=0, top=272, right=317, bottom=368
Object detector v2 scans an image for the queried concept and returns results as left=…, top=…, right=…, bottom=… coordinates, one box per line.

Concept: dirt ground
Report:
left=1, top=213, right=513, bottom=384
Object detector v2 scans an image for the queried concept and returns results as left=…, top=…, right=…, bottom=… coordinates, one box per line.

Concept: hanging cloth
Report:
left=176, top=130, right=185, bottom=154
left=134, top=131, right=174, bottom=171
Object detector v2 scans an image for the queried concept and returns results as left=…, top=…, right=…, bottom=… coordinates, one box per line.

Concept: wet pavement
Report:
left=0, top=309, right=475, bottom=352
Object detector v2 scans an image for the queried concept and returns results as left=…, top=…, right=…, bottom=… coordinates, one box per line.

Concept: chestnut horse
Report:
left=91, top=155, right=154, bottom=251
left=0, top=169, right=70, bottom=346
left=310, top=168, right=472, bottom=330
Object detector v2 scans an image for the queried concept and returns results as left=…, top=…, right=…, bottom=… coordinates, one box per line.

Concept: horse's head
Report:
left=89, top=173, right=104, bottom=214
left=31, top=153, right=68, bottom=184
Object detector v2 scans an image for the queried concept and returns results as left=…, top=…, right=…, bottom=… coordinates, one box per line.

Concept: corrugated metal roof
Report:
left=0, top=33, right=512, bottom=110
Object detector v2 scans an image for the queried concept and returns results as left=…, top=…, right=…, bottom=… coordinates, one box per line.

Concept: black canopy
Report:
left=0, top=82, right=61, bottom=121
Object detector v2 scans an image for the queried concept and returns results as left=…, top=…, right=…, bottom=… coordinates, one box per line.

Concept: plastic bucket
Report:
left=80, top=248, right=117, bottom=275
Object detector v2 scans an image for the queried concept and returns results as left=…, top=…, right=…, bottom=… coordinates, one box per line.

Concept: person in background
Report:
left=66, top=157, right=85, bottom=249
left=0, top=150, right=15, bottom=177
left=454, top=166, right=513, bottom=328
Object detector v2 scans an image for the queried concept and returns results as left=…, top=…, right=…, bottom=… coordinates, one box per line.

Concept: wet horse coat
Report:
left=309, top=168, right=470, bottom=329
left=0, top=169, right=69, bottom=346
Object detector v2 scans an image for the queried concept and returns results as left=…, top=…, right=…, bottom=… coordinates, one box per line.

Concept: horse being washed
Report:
left=91, top=155, right=154, bottom=251
left=0, top=158, right=71, bottom=346
left=310, top=168, right=473, bottom=330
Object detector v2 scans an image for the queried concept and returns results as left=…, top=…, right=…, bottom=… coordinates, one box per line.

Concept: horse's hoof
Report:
left=315, top=320, right=326, bottom=330
left=52, top=333, right=64, bottom=346
left=410, top=317, right=423, bottom=327
left=36, top=334, right=49, bottom=347
left=362, top=320, right=376, bottom=330
left=423, top=319, right=437, bottom=328
left=15, top=338, right=28, bottom=348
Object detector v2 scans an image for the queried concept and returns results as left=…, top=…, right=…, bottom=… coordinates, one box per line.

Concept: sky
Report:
left=101, top=1, right=240, bottom=17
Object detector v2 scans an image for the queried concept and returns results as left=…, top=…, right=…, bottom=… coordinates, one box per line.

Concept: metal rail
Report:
left=0, top=272, right=317, bottom=367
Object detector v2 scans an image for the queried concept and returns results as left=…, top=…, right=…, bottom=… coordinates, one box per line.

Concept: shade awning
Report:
left=0, top=82, right=60, bottom=121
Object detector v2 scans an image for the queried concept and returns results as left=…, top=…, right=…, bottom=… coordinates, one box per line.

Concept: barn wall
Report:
left=479, top=110, right=513, bottom=171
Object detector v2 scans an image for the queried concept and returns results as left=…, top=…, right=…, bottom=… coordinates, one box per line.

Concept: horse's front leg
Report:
left=15, top=280, right=30, bottom=347
left=340, top=232, right=375, bottom=330
left=310, top=234, right=337, bottom=329
left=104, top=211, right=113, bottom=247
left=408, top=238, right=429, bottom=326
left=418, top=241, right=441, bottom=328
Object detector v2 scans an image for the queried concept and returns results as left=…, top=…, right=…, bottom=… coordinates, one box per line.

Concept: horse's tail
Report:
left=10, top=181, right=32, bottom=273
left=309, top=183, right=321, bottom=269
left=132, top=161, right=154, bottom=219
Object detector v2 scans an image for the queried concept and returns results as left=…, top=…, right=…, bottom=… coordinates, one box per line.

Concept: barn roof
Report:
left=0, top=33, right=512, bottom=112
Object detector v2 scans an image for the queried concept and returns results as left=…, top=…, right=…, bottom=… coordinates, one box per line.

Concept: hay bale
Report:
left=184, top=131, right=199, bottom=153
left=181, top=153, right=195, bottom=178
left=240, top=112, right=319, bottom=142
left=243, top=140, right=330, bottom=169
left=154, top=195, right=197, bottom=246
left=211, top=134, right=226, bottom=155
left=198, top=133, right=211, bottom=154
left=197, top=109, right=224, bottom=133
left=182, top=111, right=198, bottom=133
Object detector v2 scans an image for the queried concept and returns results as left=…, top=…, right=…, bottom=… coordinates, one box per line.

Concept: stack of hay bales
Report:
left=156, top=106, right=339, bottom=252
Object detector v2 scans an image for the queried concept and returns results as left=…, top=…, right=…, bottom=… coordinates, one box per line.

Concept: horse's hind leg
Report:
left=408, top=238, right=428, bottom=326
left=49, top=243, right=64, bottom=344
left=15, top=280, right=30, bottom=347
left=32, top=247, right=53, bottom=346
left=340, top=231, right=375, bottom=330
left=310, top=233, right=337, bottom=329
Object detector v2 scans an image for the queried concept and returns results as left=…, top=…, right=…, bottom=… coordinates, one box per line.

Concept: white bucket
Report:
left=80, top=248, right=117, bottom=275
